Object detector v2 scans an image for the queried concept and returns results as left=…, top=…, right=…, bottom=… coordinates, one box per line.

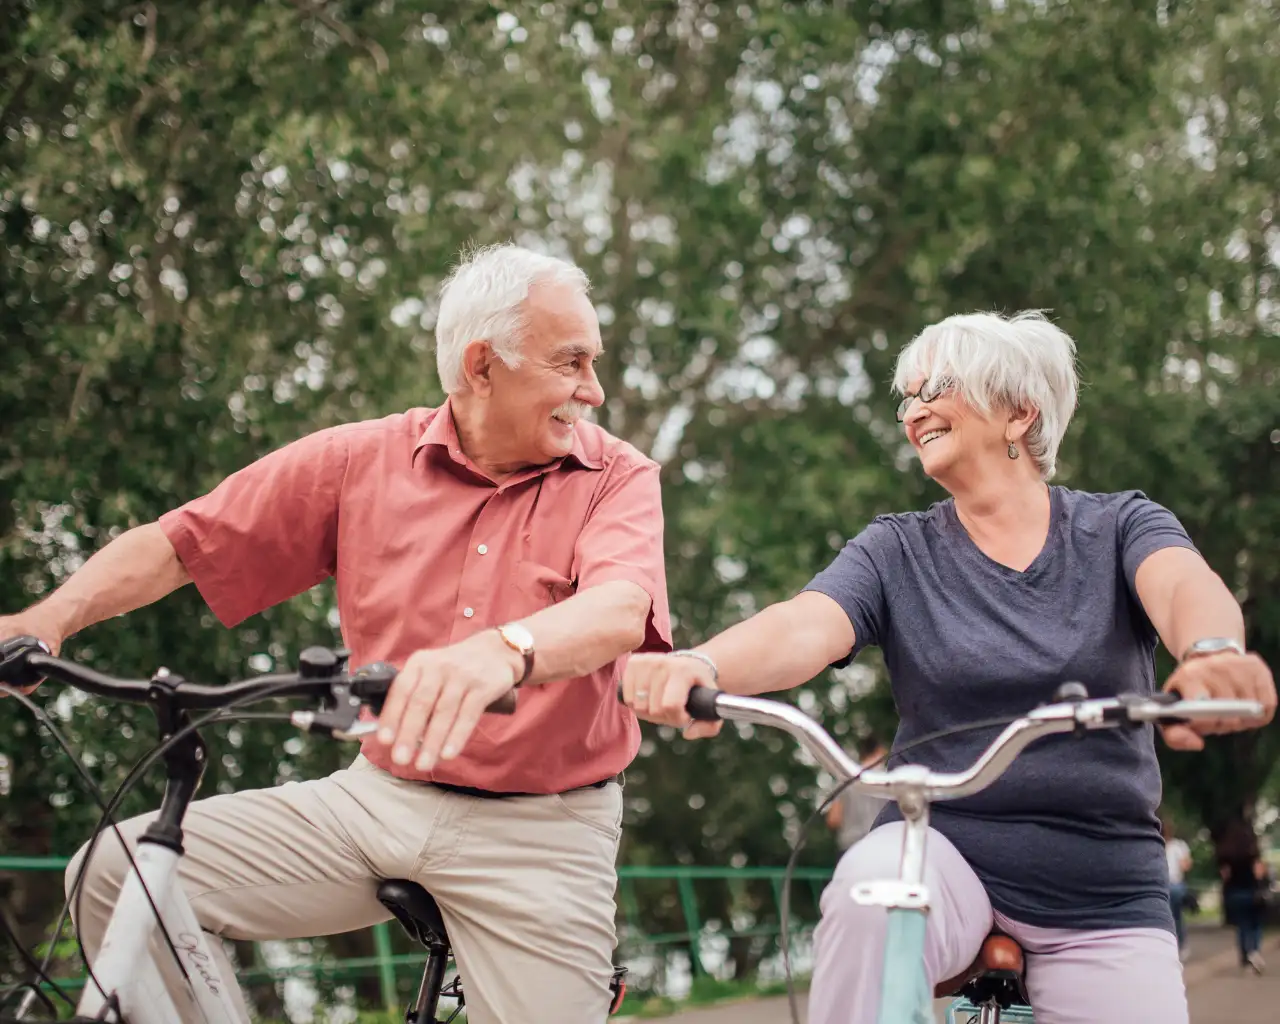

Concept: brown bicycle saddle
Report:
left=934, top=931, right=1026, bottom=999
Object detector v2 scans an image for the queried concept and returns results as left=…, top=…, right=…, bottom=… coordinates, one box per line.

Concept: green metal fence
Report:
left=0, top=856, right=834, bottom=1013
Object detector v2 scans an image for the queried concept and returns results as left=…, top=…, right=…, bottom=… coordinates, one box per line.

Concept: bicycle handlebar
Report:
left=684, top=684, right=1266, bottom=803
left=0, top=636, right=517, bottom=739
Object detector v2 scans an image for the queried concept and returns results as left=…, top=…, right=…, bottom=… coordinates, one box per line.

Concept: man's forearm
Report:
left=505, top=580, right=652, bottom=684
left=26, top=522, right=192, bottom=640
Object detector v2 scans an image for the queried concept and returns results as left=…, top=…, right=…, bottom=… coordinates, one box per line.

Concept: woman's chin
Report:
left=918, top=448, right=956, bottom=483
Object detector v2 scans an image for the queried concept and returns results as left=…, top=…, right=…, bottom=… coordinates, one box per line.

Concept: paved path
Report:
left=647, top=927, right=1278, bottom=1022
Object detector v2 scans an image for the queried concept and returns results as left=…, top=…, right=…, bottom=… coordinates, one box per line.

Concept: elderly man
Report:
left=0, top=243, right=670, bottom=1023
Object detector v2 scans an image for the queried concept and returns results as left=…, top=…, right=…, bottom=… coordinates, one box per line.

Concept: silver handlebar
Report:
left=709, top=692, right=1266, bottom=803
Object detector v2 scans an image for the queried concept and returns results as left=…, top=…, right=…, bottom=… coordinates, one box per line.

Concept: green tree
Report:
left=2, top=0, right=1277, bottom=1007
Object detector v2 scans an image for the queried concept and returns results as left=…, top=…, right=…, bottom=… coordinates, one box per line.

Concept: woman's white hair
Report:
left=891, top=310, right=1079, bottom=481
left=434, top=243, right=590, bottom=393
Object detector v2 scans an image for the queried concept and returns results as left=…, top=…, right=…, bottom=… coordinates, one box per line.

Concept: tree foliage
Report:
left=2, top=0, right=1277, bottom=1000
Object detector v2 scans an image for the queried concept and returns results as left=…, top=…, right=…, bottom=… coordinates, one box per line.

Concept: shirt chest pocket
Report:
left=510, top=560, right=577, bottom=615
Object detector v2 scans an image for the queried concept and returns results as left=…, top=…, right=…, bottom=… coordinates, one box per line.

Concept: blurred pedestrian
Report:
left=1162, top=816, right=1192, bottom=960
left=1217, top=818, right=1269, bottom=973
left=825, top=736, right=889, bottom=853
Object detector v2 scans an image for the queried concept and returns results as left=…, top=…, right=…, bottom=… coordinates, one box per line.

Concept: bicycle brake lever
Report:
left=291, top=706, right=375, bottom=740
left=1110, top=690, right=1189, bottom=727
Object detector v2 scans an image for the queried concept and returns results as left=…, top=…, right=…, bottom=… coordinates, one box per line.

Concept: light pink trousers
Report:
left=810, top=823, right=1188, bottom=1024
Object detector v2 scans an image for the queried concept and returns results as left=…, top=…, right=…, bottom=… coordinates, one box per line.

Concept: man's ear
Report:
left=461, top=340, right=495, bottom=396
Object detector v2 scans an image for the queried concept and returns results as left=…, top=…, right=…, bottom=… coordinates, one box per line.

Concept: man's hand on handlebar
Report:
left=621, top=653, right=723, bottom=740
left=372, top=631, right=523, bottom=772
left=0, top=615, right=64, bottom=696
left=1162, top=651, right=1277, bottom=751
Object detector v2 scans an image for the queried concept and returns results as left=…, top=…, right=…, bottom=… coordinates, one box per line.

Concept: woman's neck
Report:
left=950, top=477, right=1053, bottom=571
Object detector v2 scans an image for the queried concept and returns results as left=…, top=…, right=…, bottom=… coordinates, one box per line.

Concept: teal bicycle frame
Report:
left=870, top=798, right=1036, bottom=1023
left=684, top=687, right=1265, bottom=1024
left=868, top=795, right=935, bottom=1024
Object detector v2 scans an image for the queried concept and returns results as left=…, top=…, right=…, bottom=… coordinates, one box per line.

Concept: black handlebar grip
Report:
left=486, top=689, right=518, bottom=715
left=686, top=685, right=722, bottom=722
left=0, top=635, right=51, bottom=690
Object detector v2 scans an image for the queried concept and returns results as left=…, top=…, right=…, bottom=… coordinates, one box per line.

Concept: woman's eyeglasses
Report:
left=895, top=376, right=955, bottom=422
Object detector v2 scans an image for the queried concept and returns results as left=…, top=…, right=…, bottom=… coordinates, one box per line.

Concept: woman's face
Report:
left=899, top=372, right=1009, bottom=487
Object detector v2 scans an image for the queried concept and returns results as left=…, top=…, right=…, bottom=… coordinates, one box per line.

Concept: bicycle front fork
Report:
left=846, top=796, right=935, bottom=1024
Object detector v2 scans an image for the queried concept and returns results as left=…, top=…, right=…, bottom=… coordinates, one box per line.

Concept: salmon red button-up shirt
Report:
left=158, top=400, right=672, bottom=793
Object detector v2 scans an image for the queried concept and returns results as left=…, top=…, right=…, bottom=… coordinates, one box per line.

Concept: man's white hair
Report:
left=434, top=243, right=590, bottom=393
left=891, top=310, right=1079, bottom=481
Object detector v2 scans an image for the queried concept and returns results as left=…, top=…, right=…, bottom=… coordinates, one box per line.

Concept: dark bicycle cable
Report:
left=66, top=706, right=297, bottom=1003
left=0, top=910, right=65, bottom=1017
left=774, top=712, right=1025, bottom=1024
left=0, top=910, right=66, bottom=1017
left=66, top=701, right=298, bottom=1010
left=2, top=671, right=305, bottom=1015
left=0, top=683, right=163, bottom=1015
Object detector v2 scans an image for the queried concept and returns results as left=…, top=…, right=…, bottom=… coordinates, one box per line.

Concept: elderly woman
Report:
left=622, top=311, right=1276, bottom=1024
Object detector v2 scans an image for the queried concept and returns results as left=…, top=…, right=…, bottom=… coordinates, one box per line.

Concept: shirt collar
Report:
left=412, top=397, right=603, bottom=473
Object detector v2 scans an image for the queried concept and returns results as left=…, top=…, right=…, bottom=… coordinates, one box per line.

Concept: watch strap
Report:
left=1179, top=637, right=1245, bottom=663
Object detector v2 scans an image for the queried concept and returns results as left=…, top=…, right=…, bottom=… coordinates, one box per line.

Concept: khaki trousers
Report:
left=65, top=755, right=623, bottom=1023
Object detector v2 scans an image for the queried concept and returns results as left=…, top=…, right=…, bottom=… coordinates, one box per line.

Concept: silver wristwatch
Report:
left=1179, top=637, right=1245, bottom=663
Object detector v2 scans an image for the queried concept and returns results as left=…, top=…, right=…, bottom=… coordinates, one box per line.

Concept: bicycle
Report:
left=0, top=636, right=628, bottom=1024
left=676, top=681, right=1266, bottom=1024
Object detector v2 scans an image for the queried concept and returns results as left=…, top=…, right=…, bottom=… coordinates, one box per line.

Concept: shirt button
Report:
left=477, top=544, right=488, bottom=555
left=463, top=607, right=475, bottom=618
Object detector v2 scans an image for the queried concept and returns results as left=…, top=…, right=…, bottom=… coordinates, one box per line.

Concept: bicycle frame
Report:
left=75, top=840, right=240, bottom=1023
left=0, top=643, right=378, bottom=1024
left=946, top=996, right=1037, bottom=1024
left=870, top=804, right=934, bottom=1024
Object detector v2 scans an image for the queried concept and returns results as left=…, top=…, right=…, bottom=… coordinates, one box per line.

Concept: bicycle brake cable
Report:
left=67, top=696, right=299, bottom=1011
left=0, top=683, right=150, bottom=1015
left=3, top=674, right=306, bottom=1017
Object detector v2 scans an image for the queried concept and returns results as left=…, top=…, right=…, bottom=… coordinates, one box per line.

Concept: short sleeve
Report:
left=158, top=427, right=349, bottom=628
left=1116, top=492, right=1200, bottom=595
left=801, top=519, right=896, bottom=662
left=571, top=456, right=672, bottom=653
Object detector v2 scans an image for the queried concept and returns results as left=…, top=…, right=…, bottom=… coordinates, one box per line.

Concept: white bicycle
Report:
left=0, top=636, right=627, bottom=1024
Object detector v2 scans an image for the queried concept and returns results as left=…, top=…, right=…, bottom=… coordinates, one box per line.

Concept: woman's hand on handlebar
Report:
left=1161, top=650, right=1276, bottom=751
left=621, top=653, right=723, bottom=740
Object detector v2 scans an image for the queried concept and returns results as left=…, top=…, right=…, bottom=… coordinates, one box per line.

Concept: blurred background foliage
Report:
left=2, top=0, right=1278, bottom=1010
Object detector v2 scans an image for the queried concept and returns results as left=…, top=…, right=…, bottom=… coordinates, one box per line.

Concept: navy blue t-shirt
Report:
left=803, top=487, right=1197, bottom=932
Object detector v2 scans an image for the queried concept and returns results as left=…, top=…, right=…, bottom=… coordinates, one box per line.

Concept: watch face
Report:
left=501, top=623, right=535, bottom=653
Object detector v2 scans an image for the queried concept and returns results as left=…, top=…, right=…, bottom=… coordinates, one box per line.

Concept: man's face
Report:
left=485, top=279, right=605, bottom=465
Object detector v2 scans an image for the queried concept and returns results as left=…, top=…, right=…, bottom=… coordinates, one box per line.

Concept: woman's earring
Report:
left=1007, top=441, right=1019, bottom=460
